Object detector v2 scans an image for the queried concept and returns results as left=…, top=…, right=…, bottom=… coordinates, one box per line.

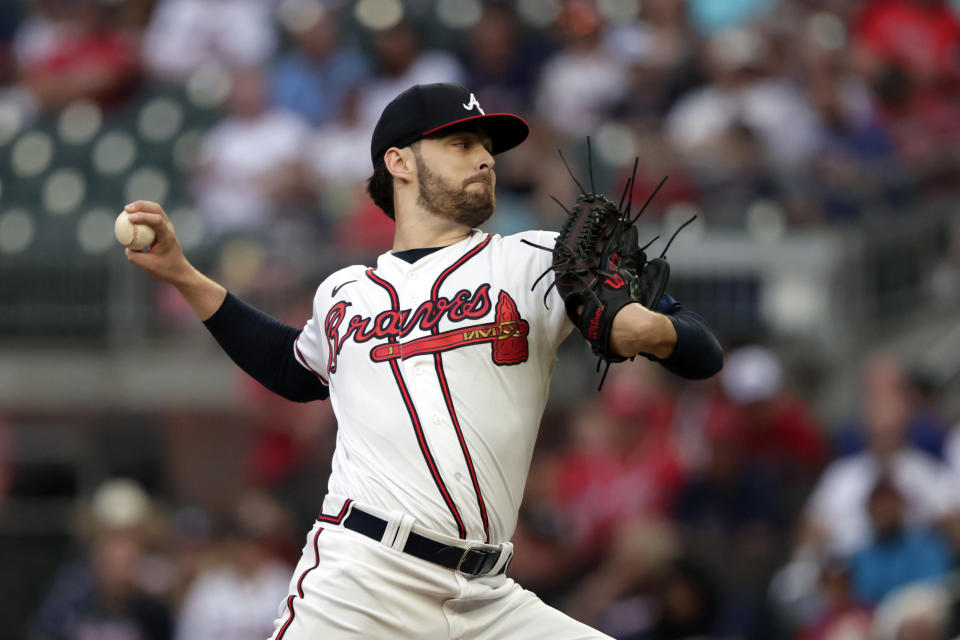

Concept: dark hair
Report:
left=367, top=159, right=395, bottom=220
left=367, top=139, right=423, bottom=220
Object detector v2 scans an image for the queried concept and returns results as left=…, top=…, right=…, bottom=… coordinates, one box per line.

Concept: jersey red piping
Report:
left=429, top=234, right=493, bottom=542
left=317, top=498, right=353, bottom=524
left=293, top=336, right=329, bottom=385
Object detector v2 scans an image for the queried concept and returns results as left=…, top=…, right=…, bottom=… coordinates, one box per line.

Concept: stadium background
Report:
left=1, top=0, right=960, bottom=638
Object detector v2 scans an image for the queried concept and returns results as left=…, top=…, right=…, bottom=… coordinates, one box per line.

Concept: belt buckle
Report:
left=456, top=544, right=501, bottom=576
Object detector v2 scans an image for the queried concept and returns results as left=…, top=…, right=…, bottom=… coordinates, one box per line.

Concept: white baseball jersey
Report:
left=293, top=229, right=572, bottom=544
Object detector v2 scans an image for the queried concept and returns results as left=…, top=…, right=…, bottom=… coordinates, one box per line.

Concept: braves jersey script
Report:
left=294, top=229, right=572, bottom=545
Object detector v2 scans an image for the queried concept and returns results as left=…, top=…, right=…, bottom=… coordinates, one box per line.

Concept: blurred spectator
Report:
left=706, top=122, right=786, bottom=225
left=508, top=438, right=585, bottom=604
left=605, top=24, right=675, bottom=123
left=302, top=87, right=375, bottom=187
left=797, top=557, right=873, bottom=640
left=175, top=491, right=293, bottom=640
left=192, top=66, right=311, bottom=235
left=619, top=556, right=721, bottom=640
left=357, top=21, right=465, bottom=134
left=854, top=1, right=960, bottom=186
left=665, top=27, right=822, bottom=218
left=639, top=0, right=702, bottom=101
left=640, top=0, right=700, bottom=75
left=236, top=344, right=338, bottom=525
left=534, top=3, right=629, bottom=137
left=903, top=368, right=953, bottom=453
left=848, top=477, right=953, bottom=605
left=869, top=63, right=960, bottom=188
left=832, top=353, right=950, bottom=459
left=854, top=0, right=960, bottom=86
left=463, top=4, right=548, bottom=114
left=17, top=0, right=139, bottom=111
left=552, top=366, right=682, bottom=560
left=299, top=83, right=393, bottom=255
left=166, top=506, right=215, bottom=609
left=270, top=4, right=370, bottom=126
left=332, top=194, right=399, bottom=257
left=29, top=479, right=172, bottom=640
left=800, top=370, right=958, bottom=556
left=673, top=402, right=784, bottom=637
left=805, top=46, right=901, bottom=221
left=773, top=365, right=958, bottom=634
left=605, top=125, right=700, bottom=224
left=566, top=517, right=680, bottom=631
left=12, top=0, right=68, bottom=69
left=720, top=345, right=826, bottom=500
left=674, top=398, right=781, bottom=540
left=530, top=368, right=685, bottom=626
left=142, top=0, right=276, bottom=82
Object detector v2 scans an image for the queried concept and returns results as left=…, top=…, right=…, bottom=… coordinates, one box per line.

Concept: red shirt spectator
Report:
left=21, top=6, right=139, bottom=110
left=721, top=346, right=826, bottom=475
left=855, top=0, right=960, bottom=82
left=736, top=395, right=826, bottom=472
left=553, top=390, right=683, bottom=556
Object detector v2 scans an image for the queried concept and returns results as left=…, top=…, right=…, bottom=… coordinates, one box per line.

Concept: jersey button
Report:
left=433, top=414, right=443, bottom=424
left=408, top=272, right=417, bottom=280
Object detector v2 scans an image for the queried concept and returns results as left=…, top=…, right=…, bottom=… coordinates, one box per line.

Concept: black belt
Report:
left=334, top=507, right=510, bottom=577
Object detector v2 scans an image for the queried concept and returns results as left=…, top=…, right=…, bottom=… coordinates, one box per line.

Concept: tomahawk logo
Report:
left=462, top=93, right=485, bottom=115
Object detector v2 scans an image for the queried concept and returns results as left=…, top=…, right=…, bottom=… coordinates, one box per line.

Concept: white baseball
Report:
left=114, top=211, right=156, bottom=250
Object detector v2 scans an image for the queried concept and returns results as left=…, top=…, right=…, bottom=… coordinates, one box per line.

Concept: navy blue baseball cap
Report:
left=370, top=83, right=529, bottom=165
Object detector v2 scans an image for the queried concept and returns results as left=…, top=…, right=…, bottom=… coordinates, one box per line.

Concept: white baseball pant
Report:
left=268, top=517, right=612, bottom=639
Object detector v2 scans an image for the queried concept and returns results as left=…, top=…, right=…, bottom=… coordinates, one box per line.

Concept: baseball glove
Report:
left=524, top=140, right=694, bottom=387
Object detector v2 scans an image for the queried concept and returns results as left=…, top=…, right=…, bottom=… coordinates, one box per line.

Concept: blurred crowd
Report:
left=2, top=0, right=960, bottom=247
left=1, top=0, right=960, bottom=320
left=3, top=0, right=960, bottom=638
left=18, top=345, right=960, bottom=640
left=508, top=346, right=960, bottom=640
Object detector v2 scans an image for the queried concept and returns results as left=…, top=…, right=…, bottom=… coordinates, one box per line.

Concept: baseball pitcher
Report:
left=122, top=83, right=723, bottom=639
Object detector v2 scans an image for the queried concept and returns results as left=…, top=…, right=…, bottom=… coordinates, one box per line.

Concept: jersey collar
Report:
left=377, top=229, right=485, bottom=275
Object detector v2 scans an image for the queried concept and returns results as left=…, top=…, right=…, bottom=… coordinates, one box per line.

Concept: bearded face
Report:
left=414, top=148, right=495, bottom=228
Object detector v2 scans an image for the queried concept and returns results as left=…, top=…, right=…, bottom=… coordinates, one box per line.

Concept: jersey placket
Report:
left=367, top=263, right=471, bottom=539
left=425, top=235, right=494, bottom=543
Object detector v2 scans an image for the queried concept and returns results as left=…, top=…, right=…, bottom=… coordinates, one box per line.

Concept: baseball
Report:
left=114, top=211, right=155, bottom=250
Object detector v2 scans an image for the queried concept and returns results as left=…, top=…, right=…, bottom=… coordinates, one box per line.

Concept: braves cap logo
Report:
left=462, top=93, right=485, bottom=115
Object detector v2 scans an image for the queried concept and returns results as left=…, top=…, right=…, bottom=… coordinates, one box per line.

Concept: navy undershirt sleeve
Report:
left=650, top=293, right=724, bottom=379
left=202, top=292, right=329, bottom=402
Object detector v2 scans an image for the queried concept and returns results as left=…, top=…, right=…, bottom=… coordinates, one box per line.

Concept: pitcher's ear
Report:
left=384, top=146, right=417, bottom=184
